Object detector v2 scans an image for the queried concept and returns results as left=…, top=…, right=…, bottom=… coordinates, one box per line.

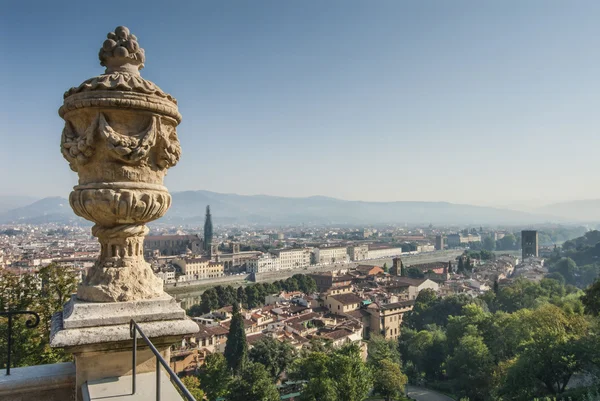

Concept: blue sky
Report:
left=1, top=1, right=600, bottom=207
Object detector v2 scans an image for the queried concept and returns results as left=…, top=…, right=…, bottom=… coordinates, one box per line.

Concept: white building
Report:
left=155, top=269, right=176, bottom=284
left=272, top=248, right=311, bottom=270
left=348, top=244, right=369, bottom=261
left=314, top=246, right=349, bottom=265
left=367, top=246, right=403, bottom=260
left=417, top=244, right=435, bottom=253
left=247, top=253, right=281, bottom=273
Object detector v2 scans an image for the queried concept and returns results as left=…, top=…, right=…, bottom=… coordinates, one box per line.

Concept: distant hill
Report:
left=536, top=200, right=600, bottom=222
left=0, top=190, right=565, bottom=226
left=0, top=197, right=83, bottom=224
left=165, top=190, right=559, bottom=225
left=0, top=196, right=38, bottom=214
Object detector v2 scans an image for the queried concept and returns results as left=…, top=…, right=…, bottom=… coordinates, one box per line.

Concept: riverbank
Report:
left=166, top=249, right=463, bottom=307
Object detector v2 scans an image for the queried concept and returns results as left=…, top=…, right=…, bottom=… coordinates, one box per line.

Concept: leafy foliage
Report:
left=0, top=264, right=78, bottom=369
left=399, top=278, right=598, bottom=401
left=198, top=353, right=230, bottom=401
left=227, top=361, right=280, bottom=401
left=291, top=344, right=372, bottom=401
left=190, top=274, right=317, bottom=314
left=180, top=375, right=205, bottom=400
left=249, top=336, right=297, bottom=381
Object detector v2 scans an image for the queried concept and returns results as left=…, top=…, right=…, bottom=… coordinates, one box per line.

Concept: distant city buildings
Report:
left=446, top=233, right=481, bottom=247
left=144, top=234, right=203, bottom=256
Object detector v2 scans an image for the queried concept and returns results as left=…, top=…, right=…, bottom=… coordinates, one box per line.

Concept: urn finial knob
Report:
left=99, top=26, right=145, bottom=74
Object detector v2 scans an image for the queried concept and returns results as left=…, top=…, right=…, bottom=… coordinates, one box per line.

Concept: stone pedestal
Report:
left=51, top=295, right=198, bottom=400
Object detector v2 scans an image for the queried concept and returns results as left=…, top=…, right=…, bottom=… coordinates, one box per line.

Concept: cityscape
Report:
left=2, top=2, right=600, bottom=401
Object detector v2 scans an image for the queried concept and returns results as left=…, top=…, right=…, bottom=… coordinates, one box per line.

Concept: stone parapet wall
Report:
left=0, top=362, right=75, bottom=401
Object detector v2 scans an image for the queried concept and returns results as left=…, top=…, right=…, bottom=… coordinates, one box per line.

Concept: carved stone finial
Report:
left=59, top=25, right=181, bottom=302
left=99, top=26, right=145, bottom=74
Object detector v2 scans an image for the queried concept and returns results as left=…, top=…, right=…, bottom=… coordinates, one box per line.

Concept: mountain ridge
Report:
left=0, top=190, right=565, bottom=225
left=0, top=190, right=583, bottom=225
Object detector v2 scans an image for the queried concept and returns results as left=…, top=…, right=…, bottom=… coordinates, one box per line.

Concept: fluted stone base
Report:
left=78, top=262, right=164, bottom=303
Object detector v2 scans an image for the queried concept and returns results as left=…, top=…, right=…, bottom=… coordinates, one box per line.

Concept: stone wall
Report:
left=0, top=362, right=75, bottom=401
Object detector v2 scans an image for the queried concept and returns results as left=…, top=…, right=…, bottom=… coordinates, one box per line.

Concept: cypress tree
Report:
left=203, top=205, right=213, bottom=256
left=224, top=301, right=247, bottom=374
left=400, top=261, right=407, bottom=277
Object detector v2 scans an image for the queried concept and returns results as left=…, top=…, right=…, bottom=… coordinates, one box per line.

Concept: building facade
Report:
left=314, top=246, right=349, bottom=265
left=247, top=253, right=281, bottom=273
left=367, top=246, right=403, bottom=260
left=272, top=248, right=311, bottom=270
left=446, top=233, right=481, bottom=247
left=173, top=257, right=224, bottom=280
left=347, top=244, right=369, bottom=261
left=144, top=234, right=203, bottom=256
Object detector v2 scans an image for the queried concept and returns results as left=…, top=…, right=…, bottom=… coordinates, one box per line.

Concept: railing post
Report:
left=132, top=323, right=137, bottom=395
left=6, top=314, right=12, bottom=376
left=156, top=357, right=161, bottom=401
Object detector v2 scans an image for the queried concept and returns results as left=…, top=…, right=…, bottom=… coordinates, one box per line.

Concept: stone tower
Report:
left=204, top=205, right=213, bottom=256
left=391, top=257, right=402, bottom=276
left=522, top=230, right=539, bottom=259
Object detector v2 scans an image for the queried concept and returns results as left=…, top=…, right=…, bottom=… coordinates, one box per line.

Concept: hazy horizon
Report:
left=2, top=1, right=600, bottom=207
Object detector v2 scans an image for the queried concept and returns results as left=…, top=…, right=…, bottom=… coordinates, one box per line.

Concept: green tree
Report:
left=382, top=263, right=389, bottom=273
left=181, top=375, right=205, bottom=400
left=372, top=358, right=408, bottom=401
left=236, top=286, right=247, bottom=306
left=200, top=288, right=219, bottom=313
left=482, top=235, right=496, bottom=251
left=245, top=285, right=261, bottom=308
left=446, top=334, right=494, bottom=401
left=329, top=345, right=372, bottom=401
left=187, top=304, right=204, bottom=317
left=582, top=279, right=600, bottom=316
left=292, top=346, right=372, bottom=401
left=249, top=337, right=296, bottom=381
left=367, top=334, right=401, bottom=366
left=457, top=257, right=464, bottom=273
left=227, top=362, right=279, bottom=401
left=499, top=304, right=588, bottom=399
left=224, top=302, right=247, bottom=374
left=407, top=267, right=425, bottom=279
left=550, top=257, right=578, bottom=285
left=198, top=353, right=231, bottom=401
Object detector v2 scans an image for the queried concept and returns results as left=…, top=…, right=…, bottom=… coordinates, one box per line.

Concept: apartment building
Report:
left=272, top=248, right=311, bottom=270
left=173, top=257, right=224, bottom=280
left=314, top=246, right=349, bottom=264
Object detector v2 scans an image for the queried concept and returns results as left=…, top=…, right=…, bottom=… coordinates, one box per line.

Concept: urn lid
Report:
left=59, top=26, right=181, bottom=124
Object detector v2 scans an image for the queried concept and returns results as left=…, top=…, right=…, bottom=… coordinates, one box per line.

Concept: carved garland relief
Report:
left=60, top=112, right=181, bottom=172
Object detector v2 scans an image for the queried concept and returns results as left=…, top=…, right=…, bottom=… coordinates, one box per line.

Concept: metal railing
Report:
left=0, top=311, right=40, bottom=375
left=129, top=319, right=196, bottom=401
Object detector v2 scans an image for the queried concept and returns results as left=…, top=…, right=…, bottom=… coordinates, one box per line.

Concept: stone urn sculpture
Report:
left=59, top=26, right=181, bottom=302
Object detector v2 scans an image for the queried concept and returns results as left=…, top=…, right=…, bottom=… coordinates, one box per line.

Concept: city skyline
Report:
left=2, top=1, right=600, bottom=207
